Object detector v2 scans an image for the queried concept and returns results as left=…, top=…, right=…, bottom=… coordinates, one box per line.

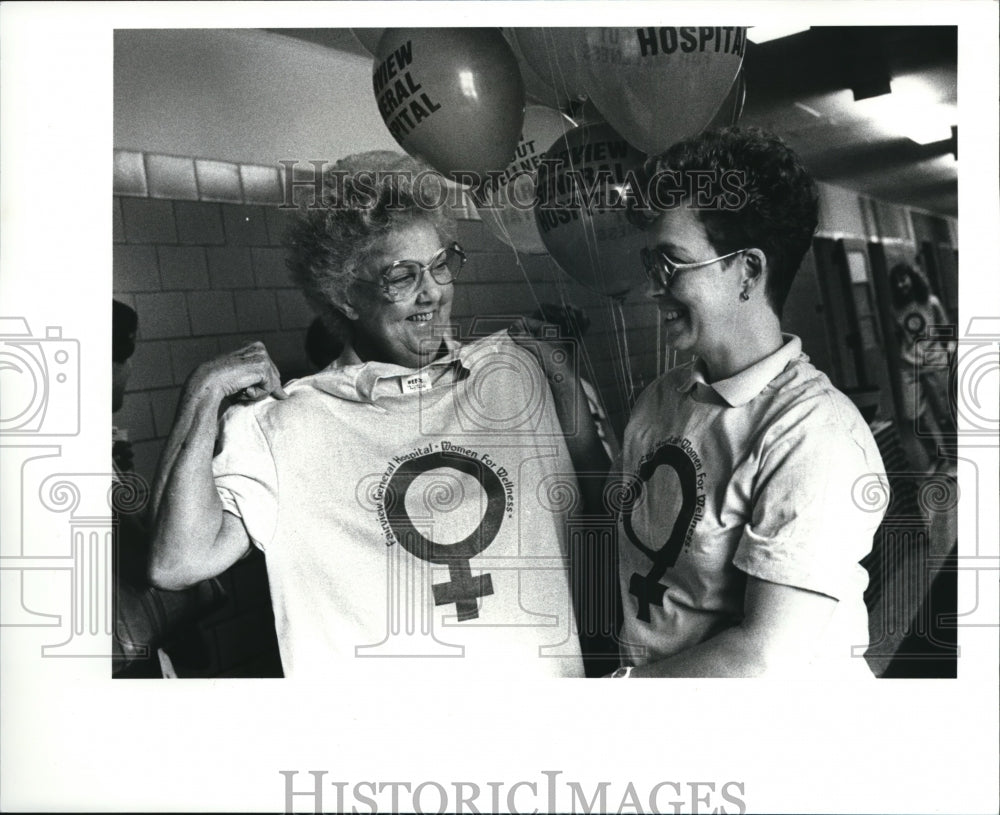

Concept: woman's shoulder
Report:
left=457, top=329, right=550, bottom=382
left=630, top=361, right=698, bottom=412
left=770, top=358, right=851, bottom=412
left=223, top=375, right=337, bottom=430
left=764, top=360, right=881, bottom=455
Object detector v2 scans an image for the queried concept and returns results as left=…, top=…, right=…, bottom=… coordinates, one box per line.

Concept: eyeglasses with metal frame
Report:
left=640, top=246, right=750, bottom=289
left=355, top=242, right=466, bottom=302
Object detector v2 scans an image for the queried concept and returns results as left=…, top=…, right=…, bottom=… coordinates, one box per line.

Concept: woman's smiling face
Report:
left=345, top=220, right=455, bottom=368
left=645, top=204, right=746, bottom=360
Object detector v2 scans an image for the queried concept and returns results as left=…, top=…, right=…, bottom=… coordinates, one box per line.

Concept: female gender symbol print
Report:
left=903, top=310, right=928, bottom=341
left=620, top=443, right=700, bottom=623
left=384, top=451, right=506, bottom=622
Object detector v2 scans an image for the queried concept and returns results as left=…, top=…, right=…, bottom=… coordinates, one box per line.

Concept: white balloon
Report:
left=476, top=105, right=576, bottom=255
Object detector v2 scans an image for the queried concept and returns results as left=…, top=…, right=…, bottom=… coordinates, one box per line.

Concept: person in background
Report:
left=112, top=299, right=224, bottom=678
left=148, top=153, right=608, bottom=678
left=112, top=298, right=169, bottom=677
left=888, top=262, right=955, bottom=466
left=529, top=302, right=620, bottom=466
left=112, top=299, right=138, bottom=473
left=589, top=128, right=889, bottom=677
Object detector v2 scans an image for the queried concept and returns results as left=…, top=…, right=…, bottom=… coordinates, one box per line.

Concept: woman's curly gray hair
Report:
left=284, top=151, right=458, bottom=341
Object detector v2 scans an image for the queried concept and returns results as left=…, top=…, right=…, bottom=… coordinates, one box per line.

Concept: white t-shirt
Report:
left=895, top=294, right=951, bottom=366
left=617, top=335, right=887, bottom=677
left=213, top=332, right=584, bottom=678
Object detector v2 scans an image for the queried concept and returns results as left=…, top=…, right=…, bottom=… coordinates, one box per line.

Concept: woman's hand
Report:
left=186, top=342, right=289, bottom=406
left=148, top=341, right=284, bottom=591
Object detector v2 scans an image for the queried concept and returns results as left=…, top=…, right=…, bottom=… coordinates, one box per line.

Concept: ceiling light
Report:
left=747, top=25, right=810, bottom=44
left=854, top=81, right=956, bottom=145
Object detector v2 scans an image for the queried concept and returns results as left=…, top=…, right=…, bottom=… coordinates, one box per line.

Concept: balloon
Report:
left=373, top=29, right=526, bottom=184
left=534, top=122, right=648, bottom=298
left=707, top=68, right=747, bottom=130
left=504, top=28, right=589, bottom=107
left=564, top=97, right=605, bottom=127
left=351, top=28, right=385, bottom=55
left=577, top=27, right=747, bottom=155
left=476, top=105, right=576, bottom=255
left=502, top=29, right=578, bottom=110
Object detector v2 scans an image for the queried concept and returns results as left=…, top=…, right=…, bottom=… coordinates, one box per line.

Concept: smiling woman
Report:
left=284, top=151, right=461, bottom=369
left=145, top=152, right=610, bottom=678
left=604, top=128, right=892, bottom=679
left=344, top=230, right=464, bottom=368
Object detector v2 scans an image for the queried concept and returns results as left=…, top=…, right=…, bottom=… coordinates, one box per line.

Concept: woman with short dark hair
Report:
left=606, top=128, right=888, bottom=678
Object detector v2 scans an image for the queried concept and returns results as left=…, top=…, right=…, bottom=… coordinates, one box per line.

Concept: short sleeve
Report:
left=929, top=296, right=945, bottom=323
left=733, top=397, right=888, bottom=600
left=212, top=404, right=279, bottom=549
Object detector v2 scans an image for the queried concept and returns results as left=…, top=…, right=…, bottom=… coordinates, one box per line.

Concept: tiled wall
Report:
left=113, top=198, right=314, bottom=481
left=114, top=149, right=961, bottom=489
left=114, top=150, right=663, bottom=486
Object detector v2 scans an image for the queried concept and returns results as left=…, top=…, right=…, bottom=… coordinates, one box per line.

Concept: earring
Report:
left=740, top=289, right=750, bottom=302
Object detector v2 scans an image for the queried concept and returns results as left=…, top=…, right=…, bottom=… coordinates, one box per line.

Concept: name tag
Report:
left=401, top=372, right=431, bottom=393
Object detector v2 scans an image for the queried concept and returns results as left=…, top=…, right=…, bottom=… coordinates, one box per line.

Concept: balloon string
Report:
left=615, top=301, right=630, bottom=395
left=613, top=296, right=636, bottom=407
left=656, top=309, right=663, bottom=377
left=537, top=30, right=613, bottom=298
left=556, top=131, right=607, bottom=298
left=520, top=35, right=632, bottom=414
left=603, top=297, right=628, bottom=418
left=553, top=271, right=607, bottom=421
left=615, top=299, right=635, bottom=411
left=541, top=29, right=577, bottom=107
left=475, top=193, right=548, bottom=320
left=482, top=195, right=616, bottom=425
left=605, top=296, right=634, bottom=415
left=544, top=95, right=622, bottom=401
left=483, top=159, right=628, bottom=425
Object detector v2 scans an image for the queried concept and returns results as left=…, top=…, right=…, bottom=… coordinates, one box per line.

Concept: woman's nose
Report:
left=415, top=271, right=446, bottom=302
left=646, top=276, right=671, bottom=298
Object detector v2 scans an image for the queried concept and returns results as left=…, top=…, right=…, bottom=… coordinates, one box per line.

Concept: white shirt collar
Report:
left=306, top=332, right=515, bottom=402
left=678, top=334, right=803, bottom=407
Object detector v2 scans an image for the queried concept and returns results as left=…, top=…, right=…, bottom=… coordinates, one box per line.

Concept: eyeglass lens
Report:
left=641, top=247, right=672, bottom=287
left=382, top=244, right=464, bottom=299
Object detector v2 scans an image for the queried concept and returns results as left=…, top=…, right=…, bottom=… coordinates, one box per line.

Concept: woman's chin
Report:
left=661, top=315, right=694, bottom=347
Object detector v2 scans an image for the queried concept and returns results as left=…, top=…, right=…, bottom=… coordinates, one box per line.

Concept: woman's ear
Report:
left=742, top=249, right=766, bottom=286
left=338, top=301, right=360, bottom=322
left=329, top=288, right=360, bottom=322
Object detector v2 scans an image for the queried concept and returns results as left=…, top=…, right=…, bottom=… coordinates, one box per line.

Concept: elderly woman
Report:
left=149, top=153, right=603, bottom=678
left=602, top=128, right=888, bottom=678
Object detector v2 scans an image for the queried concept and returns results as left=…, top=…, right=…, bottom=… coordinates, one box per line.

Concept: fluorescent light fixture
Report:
left=901, top=118, right=953, bottom=146
left=854, top=80, right=956, bottom=145
left=747, top=24, right=810, bottom=44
